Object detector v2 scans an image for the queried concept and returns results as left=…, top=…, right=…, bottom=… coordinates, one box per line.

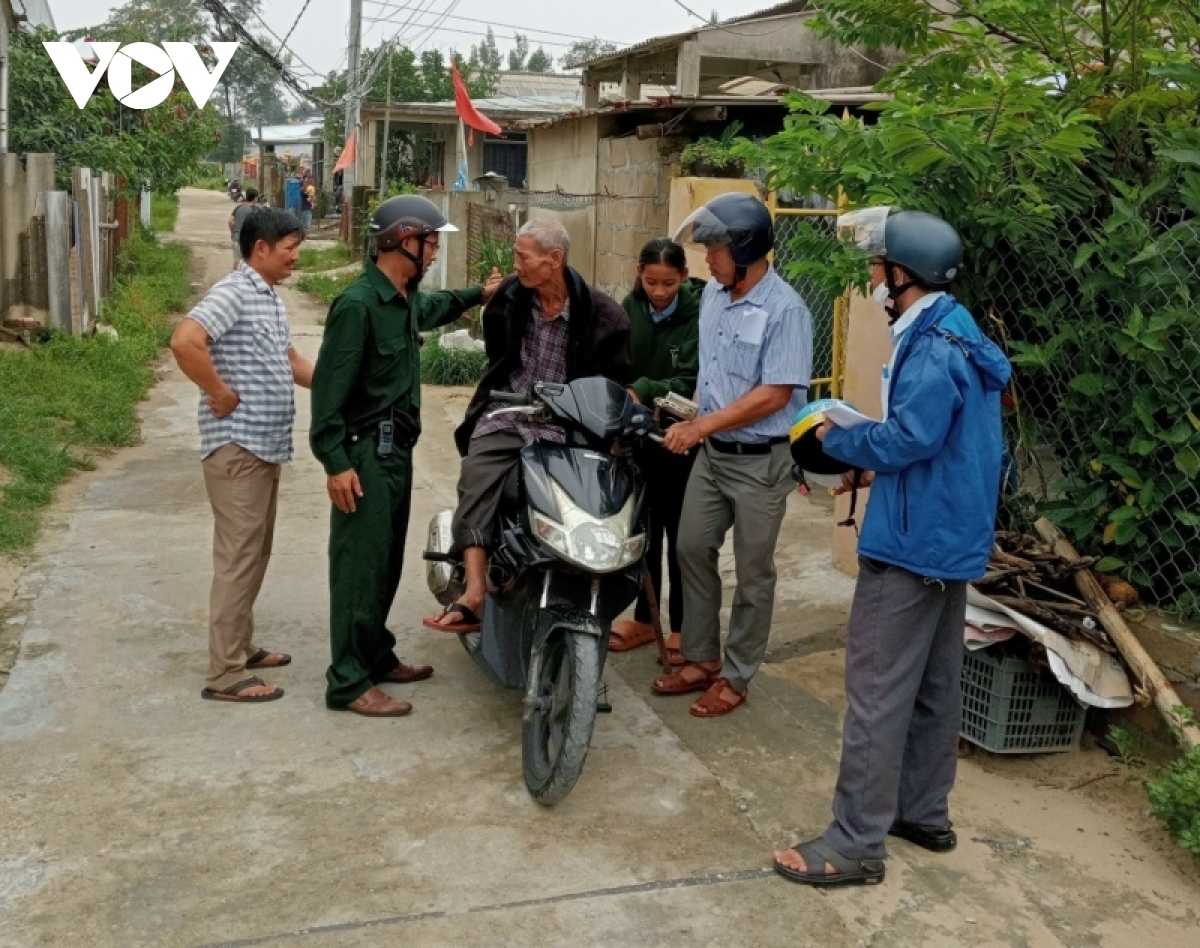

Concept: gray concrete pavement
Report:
left=0, top=189, right=1197, bottom=947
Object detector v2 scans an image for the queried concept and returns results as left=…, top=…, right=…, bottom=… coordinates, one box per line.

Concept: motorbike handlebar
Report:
left=488, top=391, right=531, bottom=405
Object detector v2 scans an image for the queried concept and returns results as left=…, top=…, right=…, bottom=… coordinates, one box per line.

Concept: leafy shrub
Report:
left=682, top=121, right=747, bottom=177
left=421, top=340, right=488, bottom=386
left=1147, top=745, right=1200, bottom=863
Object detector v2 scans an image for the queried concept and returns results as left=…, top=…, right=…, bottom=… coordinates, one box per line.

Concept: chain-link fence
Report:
left=965, top=209, right=1200, bottom=617
left=773, top=209, right=845, bottom=399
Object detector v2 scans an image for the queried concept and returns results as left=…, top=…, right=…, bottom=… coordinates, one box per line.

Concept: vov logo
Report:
left=42, top=42, right=239, bottom=110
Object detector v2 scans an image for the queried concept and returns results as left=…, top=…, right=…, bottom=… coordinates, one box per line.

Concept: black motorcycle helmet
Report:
left=369, top=194, right=458, bottom=274
left=674, top=192, right=774, bottom=290
left=838, top=206, right=963, bottom=298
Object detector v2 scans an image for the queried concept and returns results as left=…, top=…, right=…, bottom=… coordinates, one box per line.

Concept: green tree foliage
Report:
left=8, top=26, right=222, bottom=191
left=526, top=48, right=554, bottom=73
left=74, top=0, right=291, bottom=166
left=469, top=27, right=503, bottom=73
left=507, top=34, right=530, bottom=72
left=749, top=0, right=1200, bottom=615
left=560, top=39, right=617, bottom=70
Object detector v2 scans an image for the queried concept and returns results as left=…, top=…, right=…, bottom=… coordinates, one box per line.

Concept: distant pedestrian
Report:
left=171, top=208, right=315, bottom=704
left=301, top=175, right=316, bottom=231
left=228, top=188, right=260, bottom=270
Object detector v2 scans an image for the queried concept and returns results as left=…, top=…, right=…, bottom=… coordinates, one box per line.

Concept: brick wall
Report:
left=593, top=135, right=687, bottom=302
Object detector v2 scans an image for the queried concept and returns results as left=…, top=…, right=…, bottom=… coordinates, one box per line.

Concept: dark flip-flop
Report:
left=421, top=602, right=481, bottom=634
left=773, top=838, right=885, bottom=888
left=889, top=821, right=957, bottom=853
left=201, top=676, right=285, bottom=703
left=246, top=648, right=292, bottom=669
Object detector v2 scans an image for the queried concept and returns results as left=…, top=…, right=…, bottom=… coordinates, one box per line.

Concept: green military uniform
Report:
left=310, top=258, right=481, bottom=708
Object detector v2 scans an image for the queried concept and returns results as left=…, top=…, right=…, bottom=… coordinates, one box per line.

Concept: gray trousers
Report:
left=676, top=441, right=794, bottom=693
left=823, top=557, right=968, bottom=861
left=451, top=429, right=526, bottom=551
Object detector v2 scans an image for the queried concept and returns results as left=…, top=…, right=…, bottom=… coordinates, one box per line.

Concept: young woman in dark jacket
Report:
left=609, top=239, right=703, bottom=659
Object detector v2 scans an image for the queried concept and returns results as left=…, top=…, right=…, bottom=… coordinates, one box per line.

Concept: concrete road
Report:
left=0, top=189, right=1197, bottom=948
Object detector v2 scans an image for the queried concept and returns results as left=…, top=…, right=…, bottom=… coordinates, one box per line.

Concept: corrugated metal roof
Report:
left=250, top=123, right=325, bottom=145
left=10, top=0, right=56, bottom=31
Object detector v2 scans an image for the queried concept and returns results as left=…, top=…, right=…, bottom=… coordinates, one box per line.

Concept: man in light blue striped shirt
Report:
left=653, top=193, right=812, bottom=717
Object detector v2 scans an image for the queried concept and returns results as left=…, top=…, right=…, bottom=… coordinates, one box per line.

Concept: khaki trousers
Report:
left=201, top=443, right=282, bottom=690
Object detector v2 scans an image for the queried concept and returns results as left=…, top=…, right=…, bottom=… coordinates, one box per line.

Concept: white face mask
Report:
left=872, top=282, right=892, bottom=311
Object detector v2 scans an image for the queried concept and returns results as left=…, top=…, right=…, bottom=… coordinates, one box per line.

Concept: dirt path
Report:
left=0, top=188, right=1196, bottom=947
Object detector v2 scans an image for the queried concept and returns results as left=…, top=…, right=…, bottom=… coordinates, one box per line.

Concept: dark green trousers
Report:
left=325, top=440, right=412, bottom=708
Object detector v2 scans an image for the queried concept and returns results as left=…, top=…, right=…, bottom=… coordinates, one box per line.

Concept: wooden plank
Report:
left=1035, top=518, right=1200, bottom=752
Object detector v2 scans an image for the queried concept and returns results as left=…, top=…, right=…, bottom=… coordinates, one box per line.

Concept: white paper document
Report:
left=733, top=307, right=768, bottom=346
left=824, top=403, right=878, bottom=428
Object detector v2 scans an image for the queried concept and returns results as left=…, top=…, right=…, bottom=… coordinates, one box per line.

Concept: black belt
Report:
left=347, top=407, right=420, bottom=450
left=707, top=436, right=788, bottom=456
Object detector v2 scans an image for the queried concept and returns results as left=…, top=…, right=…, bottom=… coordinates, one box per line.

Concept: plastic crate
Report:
left=960, top=649, right=1086, bottom=754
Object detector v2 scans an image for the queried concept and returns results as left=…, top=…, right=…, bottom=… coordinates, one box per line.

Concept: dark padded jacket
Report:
left=454, top=267, right=631, bottom=456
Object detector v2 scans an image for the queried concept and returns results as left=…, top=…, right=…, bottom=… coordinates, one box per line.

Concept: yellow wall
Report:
left=831, top=290, right=895, bottom=575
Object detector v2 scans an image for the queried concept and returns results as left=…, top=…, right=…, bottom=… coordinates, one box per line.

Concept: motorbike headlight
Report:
left=530, top=484, right=643, bottom=573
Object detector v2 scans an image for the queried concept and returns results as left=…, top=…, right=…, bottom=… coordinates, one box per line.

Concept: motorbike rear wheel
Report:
left=522, top=630, right=600, bottom=805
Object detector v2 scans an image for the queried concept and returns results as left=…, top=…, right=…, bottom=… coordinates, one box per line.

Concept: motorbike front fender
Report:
left=531, top=603, right=605, bottom=656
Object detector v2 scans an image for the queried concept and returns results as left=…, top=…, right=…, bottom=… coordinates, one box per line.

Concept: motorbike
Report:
left=227, top=179, right=243, bottom=202
left=424, top=377, right=659, bottom=805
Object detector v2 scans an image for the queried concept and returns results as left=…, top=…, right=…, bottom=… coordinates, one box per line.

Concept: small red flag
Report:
left=452, top=60, right=502, bottom=145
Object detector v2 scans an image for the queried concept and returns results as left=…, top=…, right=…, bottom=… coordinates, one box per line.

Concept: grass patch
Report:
left=296, top=242, right=353, bottom=272
left=193, top=174, right=237, bottom=191
left=421, top=340, right=488, bottom=386
left=0, top=228, right=190, bottom=556
left=150, top=192, right=179, bottom=232
left=295, top=271, right=359, bottom=307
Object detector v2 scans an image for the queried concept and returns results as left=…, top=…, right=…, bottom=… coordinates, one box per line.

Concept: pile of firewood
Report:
left=973, top=531, right=1137, bottom=654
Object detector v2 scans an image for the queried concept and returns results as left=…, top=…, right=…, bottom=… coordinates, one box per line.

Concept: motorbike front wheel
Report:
left=522, top=629, right=600, bottom=805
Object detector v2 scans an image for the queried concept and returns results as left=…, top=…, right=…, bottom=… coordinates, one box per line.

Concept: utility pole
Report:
left=342, top=0, right=363, bottom=200
left=379, top=43, right=392, bottom=193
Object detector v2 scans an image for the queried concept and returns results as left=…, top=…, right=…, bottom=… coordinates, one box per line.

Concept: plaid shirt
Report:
left=473, top=296, right=570, bottom=444
left=186, top=263, right=295, bottom=464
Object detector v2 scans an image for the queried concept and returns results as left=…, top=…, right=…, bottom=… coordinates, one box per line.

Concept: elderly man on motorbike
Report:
left=424, top=219, right=631, bottom=633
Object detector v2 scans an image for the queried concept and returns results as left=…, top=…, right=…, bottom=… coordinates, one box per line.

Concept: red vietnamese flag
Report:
left=452, top=59, right=501, bottom=145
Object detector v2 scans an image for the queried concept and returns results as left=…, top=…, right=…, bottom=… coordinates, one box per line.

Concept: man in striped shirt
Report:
left=652, top=193, right=813, bottom=718
left=171, top=208, right=314, bottom=704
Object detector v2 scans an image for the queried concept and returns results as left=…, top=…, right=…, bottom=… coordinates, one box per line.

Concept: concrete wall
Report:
left=593, top=135, right=687, bottom=301
left=831, top=289, right=894, bottom=575
left=525, top=117, right=600, bottom=282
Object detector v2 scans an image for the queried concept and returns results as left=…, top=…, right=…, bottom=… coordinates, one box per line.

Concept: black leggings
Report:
left=634, top=446, right=696, bottom=632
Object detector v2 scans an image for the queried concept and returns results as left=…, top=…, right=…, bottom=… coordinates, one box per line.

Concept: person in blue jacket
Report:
left=774, top=208, right=1012, bottom=888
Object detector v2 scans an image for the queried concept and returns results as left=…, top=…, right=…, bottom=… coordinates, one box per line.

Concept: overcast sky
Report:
left=50, top=0, right=776, bottom=78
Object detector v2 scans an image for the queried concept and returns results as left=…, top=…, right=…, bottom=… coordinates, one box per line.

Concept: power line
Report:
left=363, top=0, right=625, bottom=45
left=362, top=18, right=587, bottom=49
left=202, top=0, right=337, bottom=106
left=279, top=0, right=316, bottom=51
left=672, top=0, right=709, bottom=23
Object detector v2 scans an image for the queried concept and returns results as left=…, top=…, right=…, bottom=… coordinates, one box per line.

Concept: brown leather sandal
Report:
left=689, top=678, right=747, bottom=718
left=651, top=663, right=719, bottom=696
left=665, top=632, right=685, bottom=667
